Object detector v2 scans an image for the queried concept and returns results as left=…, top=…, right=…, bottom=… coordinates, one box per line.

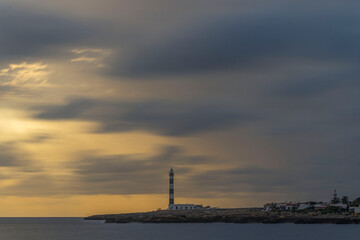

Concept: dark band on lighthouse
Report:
left=169, top=168, right=174, bottom=205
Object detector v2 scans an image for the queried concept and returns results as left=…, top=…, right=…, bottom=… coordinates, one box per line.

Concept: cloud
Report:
left=107, top=7, right=360, bottom=77
left=0, top=174, right=72, bottom=196
left=185, top=158, right=360, bottom=200
left=36, top=99, right=96, bottom=120
left=0, top=144, right=18, bottom=167
left=0, top=143, right=41, bottom=171
left=0, top=145, right=212, bottom=196
left=274, top=69, right=360, bottom=98
left=21, top=134, right=54, bottom=144
left=0, top=61, right=53, bottom=99
left=0, top=85, right=15, bottom=95
left=69, top=148, right=359, bottom=199
left=0, top=143, right=64, bottom=196
left=0, top=62, right=49, bottom=87
left=68, top=145, right=211, bottom=195
left=188, top=167, right=291, bottom=194
left=0, top=4, right=92, bottom=60
left=71, top=57, right=97, bottom=63
left=70, top=48, right=111, bottom=68
left=35, top=98, right=258, bottom=136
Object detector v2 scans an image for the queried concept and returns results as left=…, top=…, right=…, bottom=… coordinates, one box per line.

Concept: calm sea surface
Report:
left=0, top=218, right=359, bottom=240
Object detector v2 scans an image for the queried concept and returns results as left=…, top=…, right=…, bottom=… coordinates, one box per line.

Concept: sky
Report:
left=0, top=0, right=359, bottom=216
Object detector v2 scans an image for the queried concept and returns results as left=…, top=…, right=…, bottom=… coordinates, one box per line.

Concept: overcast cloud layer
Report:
left=0, top=0, right=360, bottom=214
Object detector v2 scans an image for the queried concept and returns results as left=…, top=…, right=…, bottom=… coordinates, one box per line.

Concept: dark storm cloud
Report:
left=275, top=70, right=360, bottom=98
left=35, top=99, right=257, bottom=136
left=187, top=167, right=292, bottom=194
left=69, top=145, right=212, bottom=195
left=36, top=99, right=96, bottom=120
left=185, top=158, right=360, bottom=200
left=110, top=8, right=360, bottom=77
left=0, top=4, right=92, bottom=60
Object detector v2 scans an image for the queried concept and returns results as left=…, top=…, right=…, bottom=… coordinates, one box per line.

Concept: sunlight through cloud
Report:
left=0, top=62, right=50, bottom=88
left=70, top=48, right=111, bottom=68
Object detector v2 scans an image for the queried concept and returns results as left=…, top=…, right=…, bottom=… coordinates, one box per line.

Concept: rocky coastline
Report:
left=85, top=208, right=360, bottom=224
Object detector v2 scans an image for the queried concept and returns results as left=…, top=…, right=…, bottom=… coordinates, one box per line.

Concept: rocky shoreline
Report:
left=85, top=208, right=360, bottom=224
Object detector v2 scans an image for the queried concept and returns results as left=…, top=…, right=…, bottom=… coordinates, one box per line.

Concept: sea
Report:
left=0, top=217, right=359, bottom=240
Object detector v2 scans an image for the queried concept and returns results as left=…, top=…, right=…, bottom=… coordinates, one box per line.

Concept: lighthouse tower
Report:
left=169, top=168, right=174, bottom=205
left=167, top=168, right=202, bottom=210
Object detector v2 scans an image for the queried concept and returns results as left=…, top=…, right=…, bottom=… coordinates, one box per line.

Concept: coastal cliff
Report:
left=85, top=208, right=360, bottom=224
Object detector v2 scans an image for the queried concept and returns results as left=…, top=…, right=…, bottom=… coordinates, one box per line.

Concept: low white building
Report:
left=284, top=204, right=297, bottom=211
left=314, top=203, right=328, bottom=209
left=263, top=202, right=298, bottom=211
left=297, top=203, right=311, bottom=210
left=330, top=203, right=348, bottom=209
left=264, top=203, right=275, bottom=211
left=349, top=206, right=360, bottom=214
left=168, top=204, right=203, bottom=210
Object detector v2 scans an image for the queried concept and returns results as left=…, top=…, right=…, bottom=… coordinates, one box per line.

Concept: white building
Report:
left=297, top=203, right=311, bottom=210
left=330, top=203, right=348, bottom=209
left=263, top=202, right=298, bottom=211
left=349, top=206, right=360, bottom=214
left=314, top=203, right=328, bottom=209
left=168, top=204, right=201, bottom=210
left=264, top=203, right=275, bottom=211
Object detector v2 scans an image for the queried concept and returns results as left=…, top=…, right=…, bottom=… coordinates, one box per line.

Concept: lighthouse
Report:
left=169, top=168, right=174, bottom=205
left=168, top=168, right=204, bottom=210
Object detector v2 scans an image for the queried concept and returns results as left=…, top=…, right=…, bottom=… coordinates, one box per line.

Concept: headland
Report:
left=86, top=169, right=360, bottom=224
left=85, top=208, right=360, bottom=224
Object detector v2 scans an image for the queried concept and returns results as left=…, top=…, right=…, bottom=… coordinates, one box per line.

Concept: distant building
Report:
left=349, top=206, right=360, bottom=214
left=297, top=203, right=311, bottom=210
left=330, top=203, right=348, bottom=209
left=275, top=203, right=296, bottom=211
left=168, top=204, right=203, bottom=210
left=264, top=202, right=299, bottom=211
left=349, top=197, right=360, bottom=213
left=314, top=203, right=328, bottom=210
left=263, top=191, right=358, bottom=213
left=264, top=203, right=276, bottom=211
